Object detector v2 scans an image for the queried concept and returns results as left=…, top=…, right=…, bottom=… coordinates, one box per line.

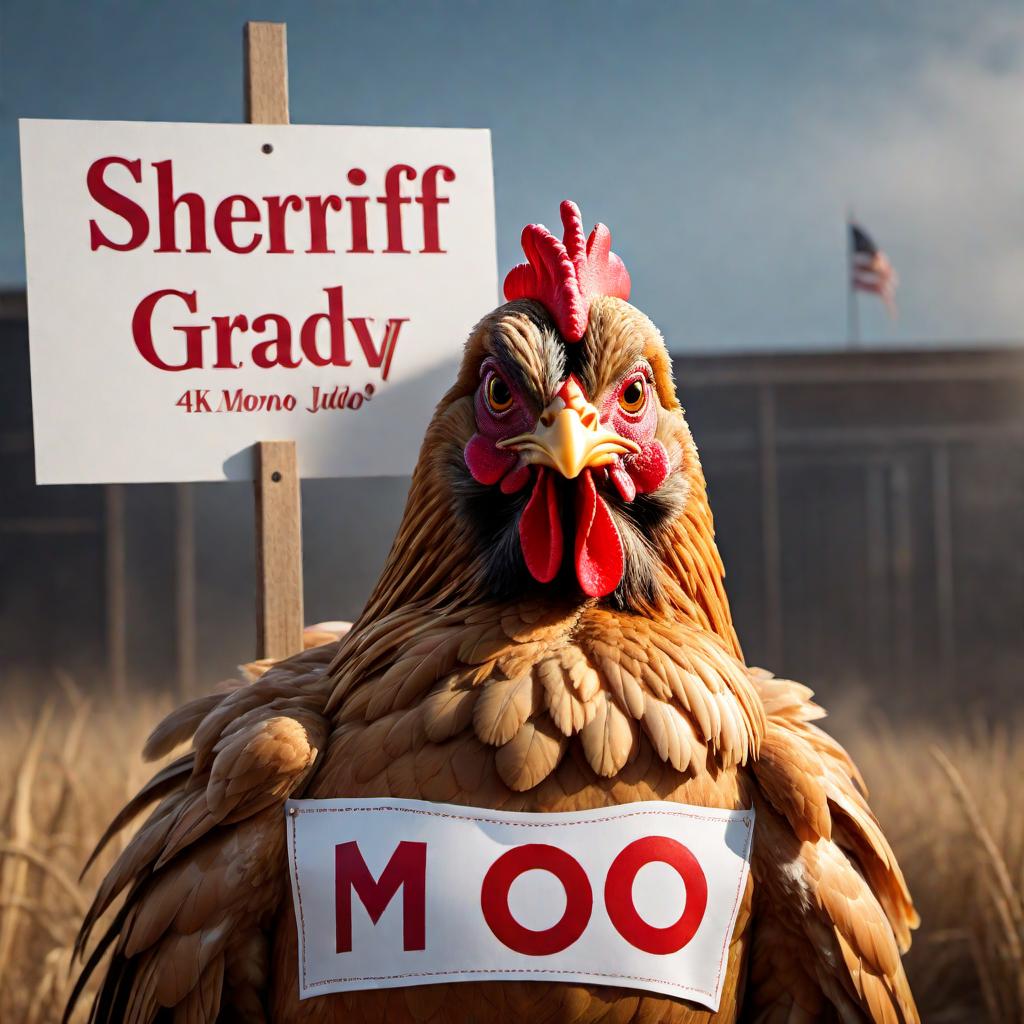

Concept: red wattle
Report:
left=609, top=461, right=637, bottom=502
left=519, top=469, right=563, bottom=583
left=464, top=434, right=517, bottom=486
left=574, top=470, right=624, bottom=598
left=500, top=463, right=532, bottom=494
left=626, top=440, right=670, bottom=494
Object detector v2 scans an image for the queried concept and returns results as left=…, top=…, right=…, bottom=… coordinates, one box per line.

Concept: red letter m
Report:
left=335, top=841, right=426, bottom=953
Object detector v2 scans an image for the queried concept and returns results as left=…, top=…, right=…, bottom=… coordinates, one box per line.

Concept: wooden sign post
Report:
left=245, top=22, right=304, bottom=662
left=21, top=34, right=496, bottom=680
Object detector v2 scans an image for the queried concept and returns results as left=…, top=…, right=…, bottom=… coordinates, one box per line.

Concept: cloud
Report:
left=806, top=6, right=1024, bottom=343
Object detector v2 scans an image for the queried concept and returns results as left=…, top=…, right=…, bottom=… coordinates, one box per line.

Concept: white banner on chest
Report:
left=285, top=798, right=754, bottom=1010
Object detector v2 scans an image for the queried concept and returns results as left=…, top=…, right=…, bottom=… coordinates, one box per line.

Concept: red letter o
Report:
left=481, top=844, right=592, bottom=955
left=604, top=837, right=708, bottom=954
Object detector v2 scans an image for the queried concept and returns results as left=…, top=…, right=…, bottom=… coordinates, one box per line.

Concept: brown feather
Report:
left=72, top=295, right=917, bottom=1024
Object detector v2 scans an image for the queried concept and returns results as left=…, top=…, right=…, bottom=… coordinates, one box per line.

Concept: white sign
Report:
left=19, top=119, right=497, bottom=483
left=286, top=798, right=754, bottom=1010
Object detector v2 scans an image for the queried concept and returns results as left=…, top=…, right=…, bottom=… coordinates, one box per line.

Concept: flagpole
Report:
left=846, top=210, right=860, bottom=349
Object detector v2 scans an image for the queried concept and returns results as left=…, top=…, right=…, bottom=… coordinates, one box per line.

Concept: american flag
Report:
left=850, top=221, right=898, bottom=315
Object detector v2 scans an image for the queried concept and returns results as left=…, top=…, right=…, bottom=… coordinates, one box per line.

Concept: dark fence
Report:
left=682, top=349, right=1024, bottom=704
left=3, top=295, right=1022, bottom=707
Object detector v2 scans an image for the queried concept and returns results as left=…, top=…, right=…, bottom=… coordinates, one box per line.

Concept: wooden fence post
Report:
left=104, top=484, right=127, bottom=696
left=757, top=384, right=784, bottom=669
left=931, top=445, right=957, bottom=692
left=245, top=22, right=304, bottom=661
left=175, top=483, right=197, bottom=697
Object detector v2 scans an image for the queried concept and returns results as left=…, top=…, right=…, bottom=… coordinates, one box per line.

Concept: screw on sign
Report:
left=335, top=836, right=709, bottom=957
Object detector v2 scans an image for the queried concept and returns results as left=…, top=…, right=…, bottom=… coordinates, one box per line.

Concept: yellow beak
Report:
left=497, top=378, right=639, bottom=479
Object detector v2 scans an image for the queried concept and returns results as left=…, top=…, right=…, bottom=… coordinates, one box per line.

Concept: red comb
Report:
left=503, top=200, right=631, bottom=342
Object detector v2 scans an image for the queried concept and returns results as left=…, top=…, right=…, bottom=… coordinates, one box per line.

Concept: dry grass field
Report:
left=0, top=679, right=1021, bottom=1024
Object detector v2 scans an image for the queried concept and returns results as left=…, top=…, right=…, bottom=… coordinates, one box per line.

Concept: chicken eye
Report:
left=486, top=374, right=514, bottom=413
left=618, top=378, right=646, bottom=414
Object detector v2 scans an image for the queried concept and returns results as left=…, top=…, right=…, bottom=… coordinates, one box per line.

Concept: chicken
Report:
left=68, top=201, right=919, bottom=1024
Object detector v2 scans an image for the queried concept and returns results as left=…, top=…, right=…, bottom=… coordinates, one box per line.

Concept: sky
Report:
left=2, top=0, right=1023, bottom=353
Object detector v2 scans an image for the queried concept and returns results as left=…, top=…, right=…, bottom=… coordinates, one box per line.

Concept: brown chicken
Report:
left=70, top=201, right=919, bottom=1023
